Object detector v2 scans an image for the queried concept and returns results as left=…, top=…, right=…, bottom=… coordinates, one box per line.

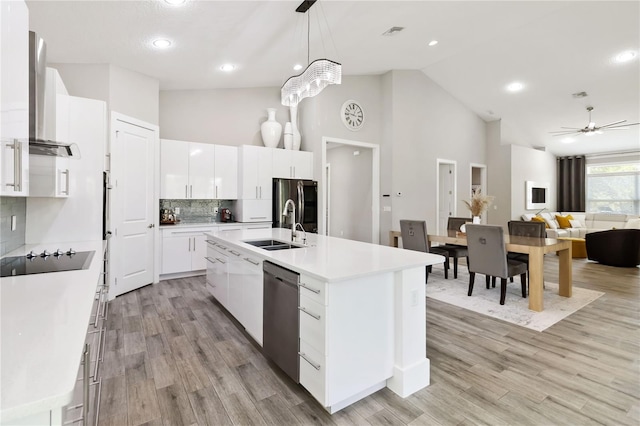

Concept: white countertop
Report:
left=0, top=240, right=105, bottom=423
left=207, top=228, right=444, bottom=282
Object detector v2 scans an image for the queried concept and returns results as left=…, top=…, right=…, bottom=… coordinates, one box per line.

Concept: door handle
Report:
left=147, top=224, right=155, bottom=228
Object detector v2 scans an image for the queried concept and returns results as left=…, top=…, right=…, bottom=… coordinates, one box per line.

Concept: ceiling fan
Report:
left=550, top=106, right=640, bottom=137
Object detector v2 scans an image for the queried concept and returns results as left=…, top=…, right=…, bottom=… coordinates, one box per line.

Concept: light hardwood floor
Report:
left=99, top=257, right=639, bottom=425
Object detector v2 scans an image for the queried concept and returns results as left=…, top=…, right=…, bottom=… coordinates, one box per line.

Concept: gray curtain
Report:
left=557, top=156, right=585, bottom=211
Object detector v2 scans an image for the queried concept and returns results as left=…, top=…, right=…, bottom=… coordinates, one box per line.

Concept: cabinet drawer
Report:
left=299, top=275, right=328, bottom=305
left=299, top=294, right=326, bottom=355
left=299, top=340, right=326, bottom=407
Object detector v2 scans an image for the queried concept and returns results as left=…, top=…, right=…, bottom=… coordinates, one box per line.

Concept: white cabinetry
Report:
left=272, top=149, right=313, bottom=179
left=297, top=273, right=393, bottom=411
left=160, top=139, right=238, bottom=199
left=0, top=0, right=29, bottom=197
left=161, top=226, right=217, bottom=275
left=205, top=239, right=264, bottom=345
left=237, top=145, right=273, bottom=222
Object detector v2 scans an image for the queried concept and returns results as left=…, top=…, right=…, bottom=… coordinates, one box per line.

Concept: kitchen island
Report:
left=0, top=240, right=105, bottom=425
left=205, top=228, right=444, bottom=413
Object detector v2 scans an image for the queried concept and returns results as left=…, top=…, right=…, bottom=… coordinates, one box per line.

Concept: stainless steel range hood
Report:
left=29, top=31, right=79, bottom=158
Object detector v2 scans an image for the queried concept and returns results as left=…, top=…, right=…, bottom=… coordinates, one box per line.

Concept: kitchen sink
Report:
left=244, top=239, right=304, bottom=251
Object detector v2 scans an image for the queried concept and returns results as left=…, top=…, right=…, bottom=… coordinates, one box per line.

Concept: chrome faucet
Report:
left=282, top=199, right=296, bottom=241
left=294, top=223, right=307, bottom=245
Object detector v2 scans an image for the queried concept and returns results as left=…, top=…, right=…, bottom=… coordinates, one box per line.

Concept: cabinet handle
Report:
left=299, top=282, right=321, bottom=295
left=190, top=185, right=193, bottom=198
left=298, top=306, right=321, bottom=321
left=93, top=378, right=103, bottom=426
left=60, top=169, right=70, bottom=195
left=205, top=256, right=216, bottom=264
left=217, top=245, right=228, bottom=251
left=256, top=186, right=258, bottom=199
left=216, top=257, right=227, bottom=264
left=249, top=216, right=267, bottom=220
left=92, top=326, right=104, bottom=380
left=228, top=250, right=241, bottom=256
left=188, top=238, right=191, bottom=252
left=4, top=140, right=21, bottom=191
left=185, top=185, right=188, bottom=198
left=215, top=185, right=218, bottom=199
left=244, top=257, right=259, bottom=266
left=259, top=186, right=262, bottom=199
left=83, top=344, right=91, bottom=423
left=293, top=166, right=296, bottom=177
left=299, top=352, right=321, bottom=371
left=205, top=240, right=216, bottom=245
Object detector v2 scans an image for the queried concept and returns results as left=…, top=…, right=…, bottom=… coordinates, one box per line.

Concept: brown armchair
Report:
left=585, top=229, right=640, bottom=267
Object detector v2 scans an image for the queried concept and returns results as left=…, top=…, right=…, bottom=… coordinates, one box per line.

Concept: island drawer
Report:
left=299, top=274, right=328, bottom=305
left=299, top=294, right=327, bottom=355
left=299, top=340, right=326, bottom=406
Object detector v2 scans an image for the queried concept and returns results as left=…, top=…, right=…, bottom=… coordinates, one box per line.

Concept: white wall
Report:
left=510, top=145, right=557, bottom=219
left=327, top=145, right=373, bottom=243
left=388, top=70, right=487, bottom=237
left=51, top=63, right=160, bottom=125
left=159, top=87, right=286, bottom=146
left=109, top=65, right=159, bottom=126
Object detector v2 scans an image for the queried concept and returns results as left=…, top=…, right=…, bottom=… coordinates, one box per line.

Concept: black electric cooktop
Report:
left=1, top=250, right=95, bottom=278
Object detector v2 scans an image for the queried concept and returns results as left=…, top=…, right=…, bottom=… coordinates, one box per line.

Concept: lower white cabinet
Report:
left=205, top=239, right=264, bottom=345
left=162, top=227, right=217, bottom=275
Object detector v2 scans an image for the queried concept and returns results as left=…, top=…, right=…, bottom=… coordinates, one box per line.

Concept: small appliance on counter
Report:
left=220, top=208, right=233, bottom=222
left=160, top=209, right=178, bottom=225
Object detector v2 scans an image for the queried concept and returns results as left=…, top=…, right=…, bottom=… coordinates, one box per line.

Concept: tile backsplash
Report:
left=0, top=197, right=26, bottom=256
left=160, top=199, right=235, bottom=223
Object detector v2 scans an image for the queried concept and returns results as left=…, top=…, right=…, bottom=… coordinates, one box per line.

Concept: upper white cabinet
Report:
left=160, top=139, right=237, bottom=199
left=272, top=149, right=313, bottom=179
left=239, top=145, right=273, bottom=200
left=0, top=0, right=29, bottom=196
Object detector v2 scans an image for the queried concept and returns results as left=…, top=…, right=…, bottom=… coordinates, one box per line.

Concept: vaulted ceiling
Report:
left=27, top=1, right=640, bottom=156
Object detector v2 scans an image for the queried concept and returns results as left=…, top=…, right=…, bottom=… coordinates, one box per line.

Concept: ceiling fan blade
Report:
left=559, top=127, right=582, bottom=130
left=603, top=122, right=639, bottom=129
left=551, top=132, right=580, bottom=136
left=598, top=120, right=627, bottom=128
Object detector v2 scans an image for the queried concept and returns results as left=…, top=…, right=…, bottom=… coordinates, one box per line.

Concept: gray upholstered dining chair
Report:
left=400, top=220, right=450, bottom=283
left=465, top=224, right=528, bottom=305
left=436, top=217, right=470, bottom=279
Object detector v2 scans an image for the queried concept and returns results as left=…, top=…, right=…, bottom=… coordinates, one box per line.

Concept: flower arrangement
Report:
left=463, top=190, right=494, bottom=217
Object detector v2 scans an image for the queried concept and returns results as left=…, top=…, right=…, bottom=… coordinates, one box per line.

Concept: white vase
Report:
left=261, top=108, right=282, bottom=148
left=290, top=105, right=301, bottom=150
left=283, top=122, right=293, bottom=150
left=473, top=216, right=481, bottom=224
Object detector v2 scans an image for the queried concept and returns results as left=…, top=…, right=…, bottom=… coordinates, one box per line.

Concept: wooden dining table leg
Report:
left=558, top=242, right=572, bottom=297
left=528, top=248, right=544, bottom=312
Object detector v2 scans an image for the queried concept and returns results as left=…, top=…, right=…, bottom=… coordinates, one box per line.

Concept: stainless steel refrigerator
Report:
left=272, top=178, right=318, bottom=233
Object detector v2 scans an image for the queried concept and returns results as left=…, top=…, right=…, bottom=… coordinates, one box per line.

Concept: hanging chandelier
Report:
left=281, top=0, right=341, bottom=107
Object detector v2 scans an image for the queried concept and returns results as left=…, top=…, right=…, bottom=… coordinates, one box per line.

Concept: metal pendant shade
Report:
left=281, top=1, right=341, bottom=107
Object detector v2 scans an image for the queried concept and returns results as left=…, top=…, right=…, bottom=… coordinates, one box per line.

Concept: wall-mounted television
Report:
left=526, top=181, right=549, bottom=210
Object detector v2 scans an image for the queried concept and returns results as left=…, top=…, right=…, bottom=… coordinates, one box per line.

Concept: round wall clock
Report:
left=340, top=100, right=364, bottom=131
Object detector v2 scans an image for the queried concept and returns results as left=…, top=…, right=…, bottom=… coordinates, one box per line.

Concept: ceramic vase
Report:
left=261, top=108, right=282, bottom=148
left=290, top=105, right=301, bottom=150
left=473, top=216, right=481, bottom=224
left=283, top=122, right=293, bottom=150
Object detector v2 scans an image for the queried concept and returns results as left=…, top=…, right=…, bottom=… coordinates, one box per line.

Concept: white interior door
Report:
left=112, top=115, right=157, bottom=296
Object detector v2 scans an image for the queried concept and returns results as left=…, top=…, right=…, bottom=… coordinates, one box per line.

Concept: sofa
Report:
left=585, top=229, right=640, bottom=267
left=520, top=212, right=640, bottom=238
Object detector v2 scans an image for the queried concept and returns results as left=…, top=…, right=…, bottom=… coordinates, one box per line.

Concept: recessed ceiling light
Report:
left=614, top=50, right=637, bottom=63
left=428, top=40, right=438, bottom=47
left=164, top=0, right=186, bottom=5
left=293, top=64, right=303, bottom=71
left=561, top=137, right=575, bottom=144
left=220, top=64, right=235, bottom=72
left=152, top=38, right=172, bottom=49
left=506, top=81, right=524, bottom=92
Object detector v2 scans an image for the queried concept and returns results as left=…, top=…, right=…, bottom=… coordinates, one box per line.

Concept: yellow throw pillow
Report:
left=532, top=216, right=549, bottom=228
left=555, top=214, right=574, bottom=229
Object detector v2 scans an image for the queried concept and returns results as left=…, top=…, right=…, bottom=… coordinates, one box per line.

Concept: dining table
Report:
left=389, top=230, right=572, bottom=312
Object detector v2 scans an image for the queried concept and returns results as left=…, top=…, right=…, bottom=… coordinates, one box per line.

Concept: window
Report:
left=586, top=162, right=640, bottom=214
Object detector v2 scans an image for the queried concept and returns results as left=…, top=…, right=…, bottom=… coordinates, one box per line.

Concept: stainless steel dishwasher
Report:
left=263, top=261, right=300, bottom=383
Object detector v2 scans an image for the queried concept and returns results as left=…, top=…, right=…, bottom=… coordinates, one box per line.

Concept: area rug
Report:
left=426, top=274, right=604, bottom=332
